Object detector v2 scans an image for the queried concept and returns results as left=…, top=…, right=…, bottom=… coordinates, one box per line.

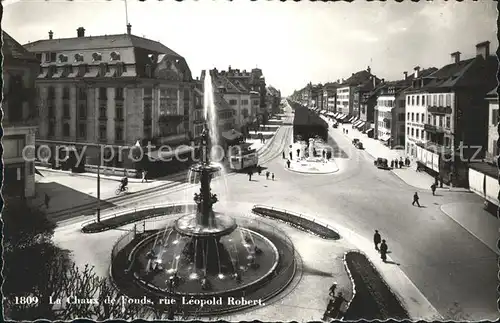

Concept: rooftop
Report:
left=3, top=31, right=39, bottom=63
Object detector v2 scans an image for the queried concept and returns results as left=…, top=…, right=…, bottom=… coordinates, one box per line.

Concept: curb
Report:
left=340, top=251, right=356, bottom=321
left=37, top=166, right=149, bottom=183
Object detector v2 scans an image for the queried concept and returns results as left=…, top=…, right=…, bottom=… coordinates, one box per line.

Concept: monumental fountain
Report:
left=110, top=71, right=296, bottom=316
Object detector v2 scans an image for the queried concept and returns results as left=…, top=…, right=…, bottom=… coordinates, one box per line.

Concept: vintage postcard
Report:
left=1, top=0, right=498, bottom=321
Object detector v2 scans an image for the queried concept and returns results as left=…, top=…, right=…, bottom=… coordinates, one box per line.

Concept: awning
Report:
left=222, top=129, right=243, bottom=141
left=353, top=120, right=363, bottom=127
left=338, top=114, right=347, bottom=120
left=146, top=145, right=196, bottom=161
left=379, top=134, right=391, bottom=141
left=334, top=112, right=340, bottom=118
left=364, top=128, right=374, bottom=135
left=347, top=116, right=355, bottom=122
left=356, top=121, right=366, bottom=129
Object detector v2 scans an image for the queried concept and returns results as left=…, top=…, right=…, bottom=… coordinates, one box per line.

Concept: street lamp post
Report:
left=97, top=145, right=101, bottom=222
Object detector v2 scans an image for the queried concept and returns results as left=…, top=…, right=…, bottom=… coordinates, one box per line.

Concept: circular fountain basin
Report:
left=190, top=163, right=221, bottom=173
left=175, top=212, right=237, bottom=238
left=130, top=227, right=279, bottom=296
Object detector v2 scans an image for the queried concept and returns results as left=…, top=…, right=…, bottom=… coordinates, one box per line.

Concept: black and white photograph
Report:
left=1, top=0, right=498, bottom=321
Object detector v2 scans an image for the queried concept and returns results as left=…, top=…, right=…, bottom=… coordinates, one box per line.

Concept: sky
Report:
left=3, top=0, right=498, bottom=96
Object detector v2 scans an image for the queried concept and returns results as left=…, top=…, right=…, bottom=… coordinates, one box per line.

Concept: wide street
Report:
left=131, top=112, right=495, bottom=320
left=54, top=105, right=496, bottom=321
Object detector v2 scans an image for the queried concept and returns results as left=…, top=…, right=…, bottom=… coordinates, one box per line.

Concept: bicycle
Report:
left=115, top=185, right=129, bottom=195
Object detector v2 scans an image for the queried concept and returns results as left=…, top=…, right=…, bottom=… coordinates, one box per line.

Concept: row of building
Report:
left=290, top=40, right=498, bottom=190
left=3, top=26, right=282, bottom=199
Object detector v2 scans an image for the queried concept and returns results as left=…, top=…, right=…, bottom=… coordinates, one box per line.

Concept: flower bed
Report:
left=81, top=204, right=195, bottom=233
left=343, top=251, right=409, bottom=320
left=252, top=206, right=340, bottom=240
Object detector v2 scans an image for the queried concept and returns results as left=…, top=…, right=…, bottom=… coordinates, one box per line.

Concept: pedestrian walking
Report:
left=431, top=183, right=437, bottom=195
left=412, top=192, right=421, bottom=207
left=44, top=193, right=51, bottom=209
left=272, top=173, right=275, bottom=181
left=434, top=175, right=439, bottom=186
left=296, top=148, right=300, bottom=158
left=248, top=171, right=253, bottom=181
left=282, top=151, right=286, bottom=159
left=346, top=129, right=348, bottom=135
left=286, top=159, right=291, bottom=169
left=373, top=230, right=381, bottom=251
left=390, top=160, right=394, bottom=168
left=398, top=157, right=404, bottom=168
left=142, top=170, right=148, bottom=183
left=289, top=151, right=293, bottom=160
left=405, top=157, right=410, bottom=167
left=257, top=165, right=262, bottom=176
left=266, top=171, right=270, bottom=180
left=329, top=282, right=337, bottom=297
left=439, top=176, right=443, bottom=188
left=380, top=240, right=388, bottom=262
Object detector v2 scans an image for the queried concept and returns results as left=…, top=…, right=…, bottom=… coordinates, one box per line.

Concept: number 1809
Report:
left=14, top=296, right=39, bottom=305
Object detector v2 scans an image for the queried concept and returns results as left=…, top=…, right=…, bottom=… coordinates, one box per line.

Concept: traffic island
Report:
left=81, top=204, right=196, bottom=233
left=252, top=205, right=340, bottom=240
left=342, top=251, right=410, bottom=320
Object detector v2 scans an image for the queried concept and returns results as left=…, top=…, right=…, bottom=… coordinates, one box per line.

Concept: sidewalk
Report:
left=440, top=202, right=499, bottom=256
left=31, top=170, right=168, bottom=214
left=37, top=166, right=150, bottom=183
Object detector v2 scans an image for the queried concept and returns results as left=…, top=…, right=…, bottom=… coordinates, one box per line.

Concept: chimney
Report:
left=403, top=71, right=408, bottom=80
left=228, top=65, right=232, bottom=71
left=450, top=51, right=461, bottom=63
left=126, top=23, right=132, bottom=35
left=381, top=78, right=385, bottom=84
left=48, top=30, right=53, bottom=39
left=76, top=27, right=85, bottom=38
left=476, top=41, right=490, bottom=59
left=367, top=66, right=371, bottom=74
left=413, top=66, right=420, bottom=78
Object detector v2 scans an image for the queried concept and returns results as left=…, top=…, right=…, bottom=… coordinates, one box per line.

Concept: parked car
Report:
left=355, top=142, right=364, bottom=149
left=352, top=138, right=360, bottom=146
left=374, top=157, right=389, bottom=169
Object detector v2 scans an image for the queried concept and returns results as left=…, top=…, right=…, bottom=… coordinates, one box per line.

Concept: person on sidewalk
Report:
left=346, top=129, right=348, bottom=135
left=412, top=192, right=421, bottom=207
left=286, top=159, right=291, bottom=169
left=399, top=157, right=404, bottom=168
left=248, top=171, right=253, bottom=181
left=289, top=151, right=293, bottom=160
left=329, top=282, right=337, bottom=297
left=296, top=148, right=300, bottom=158
left=266, top=171, right=270, bottom=180
left=282, top=151, right=286, bottom=159
left=405, top=157, right=410, bottom=167
left=439, top=176, right=443, bottom=188
left=141, top=170, right=148, bottom=183
left=390, top=160, right=394, bottom=168
left=257, top=165, right=262, bottom=176
left=434, top=175, right=439, bottom=186
left=44, top=193, right=51, bottom=209
left=380, top=240, right=388, bottom=262
left=431, top=183, right=437, bottom=196
left=272, top=173, right=275, bottom=181
left=374, top=230, right=381, bottom=251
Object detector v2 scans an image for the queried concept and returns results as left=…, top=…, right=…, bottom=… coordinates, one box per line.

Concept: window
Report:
left=99, top=63, right=108, bottom=76
left=407, top=112, right=410, bottom=120
left=428, top=114, right=431, bottom=124
left=3, top=136, right=25, bottom=159
left=99, top=125, right=107, bottom=140
left=432, top=94, right=437, bottom=106
left=63, top=104, right=70, bottom=118
left=145, top=64, right=152, bottom=77
left=48, top=121, right=55, bottom=137
left=411, top=113, right=414, bottom=122
left=74, top=53, right=84, bottom=62
left=421, top=113, right=424, bottom=123
left=416, top=114, right=419, bottom=122
left=99, top=104, right=107, bottom=119
left=407, top=96, right=410, bottom=105
left=494, top=140, right=498, bottom=155
left=63, top=123, right=70, bottom=137
left=411, top=128, right=414, bottom=136
left=47, top=86, right=55, bottom=99
left=78, top=88, right=87, bottom=100
left=79, top=104, right=86, bottom=119
left=116, top=63, right=125, bottom=77
left=115, top=127, right=123, bottom=141
left=35, top=53, right=42, bottom=63
left=144, top=87, right=153, bottom=97
left=439, top=116, right=443, bottom=127
left=50, top=52, right=56, bottom=62
left=92, top=52, right=102, bottom=62
left=416, top=96, right=420, bottom=106
left=78, top=123, right=86, bottom=138
left=253, top=100, right=259, bottom=106
left=99, top=87, right=107, bottom=100
left=422, top=95, right=426, bottom=106
left=241, top=100, right=249, bottom=105
left=438, top=94, right=444, bottom=106
left=115, top=87, right=124, bottom=100
left=446, top=116, right=451, bottom=129
left=445, top=94, right=451, bottom=107
left=63, top=87, right=70, bottom=99
left=492, top=109, right=499, bottom=125
left=411, top=96, right=415, bottom=105
left=115, top=106, right=124, bottom=120
left=445, top=137, right=451, bottom=148
left=398, top=113, right=405, bottom=121
left=407, top=126, right=410, bottom=134
left=416, top=129, right=419, bottom=138
left=159, top=88, right=178, bottom=116
left=229, top=99, right=237, bottom=105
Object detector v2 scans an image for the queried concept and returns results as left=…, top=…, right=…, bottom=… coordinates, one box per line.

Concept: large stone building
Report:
left=266, top=86, right=282, bottom=116
left=2, top=31, right=40, bottom=199
left=405, top=41, right=497, bottom=186
left=23, top=25, right=196, bottom=169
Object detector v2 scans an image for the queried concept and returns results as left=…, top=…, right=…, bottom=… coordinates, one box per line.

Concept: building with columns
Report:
left=3, top=31, right=40, bottom=199
left=23, top=25, right=196, bottom=169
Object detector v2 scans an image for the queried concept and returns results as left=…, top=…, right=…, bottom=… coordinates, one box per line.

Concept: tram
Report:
left=228, top=143, right=258, bottom=170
